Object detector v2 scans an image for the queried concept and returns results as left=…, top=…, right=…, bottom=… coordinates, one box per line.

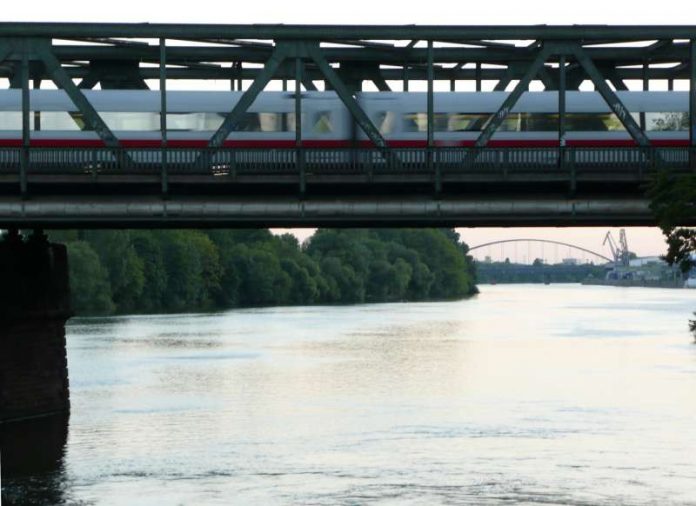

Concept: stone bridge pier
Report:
left=0, top=230, right=72, bottom=422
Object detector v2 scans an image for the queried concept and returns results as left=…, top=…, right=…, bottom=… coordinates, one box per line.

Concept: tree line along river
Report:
left=47, top=228, right=477, bottom=315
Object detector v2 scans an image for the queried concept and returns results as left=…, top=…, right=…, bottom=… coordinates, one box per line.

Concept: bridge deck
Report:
left=0, top=146, right=692, bottom=227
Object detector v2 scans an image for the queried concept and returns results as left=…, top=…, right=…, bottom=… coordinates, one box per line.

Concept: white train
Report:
left=0, top=89, right=689, bottom=148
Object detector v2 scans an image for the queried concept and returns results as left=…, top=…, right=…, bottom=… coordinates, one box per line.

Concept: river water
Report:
left=3, top=284, right=696, bottom=505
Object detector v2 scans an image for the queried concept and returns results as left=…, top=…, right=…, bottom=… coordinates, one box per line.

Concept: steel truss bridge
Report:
left=1, top=23, right=696, bottom=227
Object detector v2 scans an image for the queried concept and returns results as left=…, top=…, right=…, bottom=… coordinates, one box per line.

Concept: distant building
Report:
left=629, top=256, right=665, bottom=268
left=561, top=258, right=578, bottom=265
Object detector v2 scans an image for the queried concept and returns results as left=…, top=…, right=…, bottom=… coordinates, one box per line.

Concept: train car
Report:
left=0, top=89, right=352, bottom=147
left=0, top=89, right=689, bottom=154
left=357, top=91, right=689, bottom=148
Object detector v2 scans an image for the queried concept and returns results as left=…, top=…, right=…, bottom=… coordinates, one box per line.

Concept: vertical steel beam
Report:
left=427, top=40, right=434, bottom=150
left=20, top=51, right=29, bottom=197
left=207, top=44, right=288, bottom=148
left=559, top=55, right=573, bottom=193
left=640, top=61, right=648, bottom=130
left=559, top=55, right=567, bottom=149
left=32, top=78, right=41, bottom=132
left=476, top=62, right=482, bottom=92
left=572, top=45, right=651, bottom=147
left=295, top=58, right=302, bottom=148
left=236, top=62, right=243, bottom=91
left=427, top=40, right=439, bottom=193
left=295, top=57, right=305, bottom=196
left=690, top=39, right=696, bottom=149
left=308, top=43, right=389, bottom=150
left=160, top=38, right=168, bottom=196
left=403, top=65, right=409, bottom=92
left=474, top=44, right=553, bottom=148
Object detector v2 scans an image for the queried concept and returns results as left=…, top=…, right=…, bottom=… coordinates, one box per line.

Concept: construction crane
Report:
left=603, top=229, right=630, bottom=266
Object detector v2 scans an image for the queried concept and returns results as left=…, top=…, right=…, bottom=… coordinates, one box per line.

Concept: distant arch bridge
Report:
left=468, top=239, right=613, bottom=263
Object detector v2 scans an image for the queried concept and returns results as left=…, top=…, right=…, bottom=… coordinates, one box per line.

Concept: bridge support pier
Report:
left=0, top=230, right=72, bottom=422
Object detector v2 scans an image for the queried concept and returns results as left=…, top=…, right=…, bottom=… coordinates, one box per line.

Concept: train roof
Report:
left=357, top=91, right=689, bottom=113
left=0, top=90, right=688, bottom=113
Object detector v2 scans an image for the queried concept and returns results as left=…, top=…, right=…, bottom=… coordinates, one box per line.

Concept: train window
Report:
left=39, top=112, right=83, bottom=131
left=399, top=112, right=638, bottom=132
left=231, top=112, right=299, bottom=133
left=166, top=112, right=224, bottom=131
left=0, top=112, right=83, bottom=131
left=233, top=112, right=286, bottom=132
left=100, top=112, right=160, bottom=131
left=0, top=112, right=21, bottom=130
left=166, top=112, right=299, bottom=132
left=647, top=112, right=689, bottom=131
left=494, top=113, right=632, bottom=132
left=403, top=113, right=451, bottom=132
left=404, top=112, right=499, bottom=132
left=312, top=111, right=333, bottom=134
left=446, top=113, right=492, bottom=131
left=566, top=113, right=627, bottom=132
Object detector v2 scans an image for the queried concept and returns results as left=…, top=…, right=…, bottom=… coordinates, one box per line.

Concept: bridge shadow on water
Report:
left=1, top=413, right=70, bottom=506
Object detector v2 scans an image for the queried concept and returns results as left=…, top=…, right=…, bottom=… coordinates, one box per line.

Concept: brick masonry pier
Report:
left=0, top=230, right=72, bottom=422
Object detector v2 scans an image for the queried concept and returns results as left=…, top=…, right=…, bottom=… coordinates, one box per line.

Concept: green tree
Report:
left=649, top=171, right=696, bottom=272
left=82, top=230, right=145, bottom=312
left=66, top=241, right=115, bottom=314
left=130, top=231, right=168, bottom=313
left=649, top=171, right=696, bottom=339
left=59, top=227, right=478, bottom=316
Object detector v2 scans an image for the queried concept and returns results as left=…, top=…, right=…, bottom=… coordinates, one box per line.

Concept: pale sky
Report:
left=5, top=0, right=694, bottom=259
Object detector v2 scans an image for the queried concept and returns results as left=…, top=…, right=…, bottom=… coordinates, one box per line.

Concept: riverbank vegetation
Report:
left=48, top=228, right=478, bottom=316
left=649, top=171, right=696, bottom=340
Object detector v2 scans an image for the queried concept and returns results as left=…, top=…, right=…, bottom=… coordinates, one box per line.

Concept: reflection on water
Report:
left=1, top=414, right=69, bottom=505
left=3, top=285, right=696, bottom=505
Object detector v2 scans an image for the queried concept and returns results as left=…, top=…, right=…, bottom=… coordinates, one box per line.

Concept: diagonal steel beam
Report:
left=0, top=40, right=13, bottom=66
left=372, top=74, right=391, bottom=91
left=208, top=43, right=289, bottom=147
left=37, top=44, right=122, bottom=148
left=307, top=43, right=388, bottom=150
left=599, top=65, right=629, bottom=91
left=301, top=76, right=318, bottom=91
left=465, top=65, right=517, bottom=132
left=474, top=44, right=554, bottom=148
left=77, top=73, right=99, bottom=89
left=537, top=65, right=557, bottom=90
left=571, top=44, right=651, bottom=146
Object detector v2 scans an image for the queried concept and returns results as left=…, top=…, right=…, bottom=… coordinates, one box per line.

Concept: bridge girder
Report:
left=1, top=23, right=695, bottom=200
